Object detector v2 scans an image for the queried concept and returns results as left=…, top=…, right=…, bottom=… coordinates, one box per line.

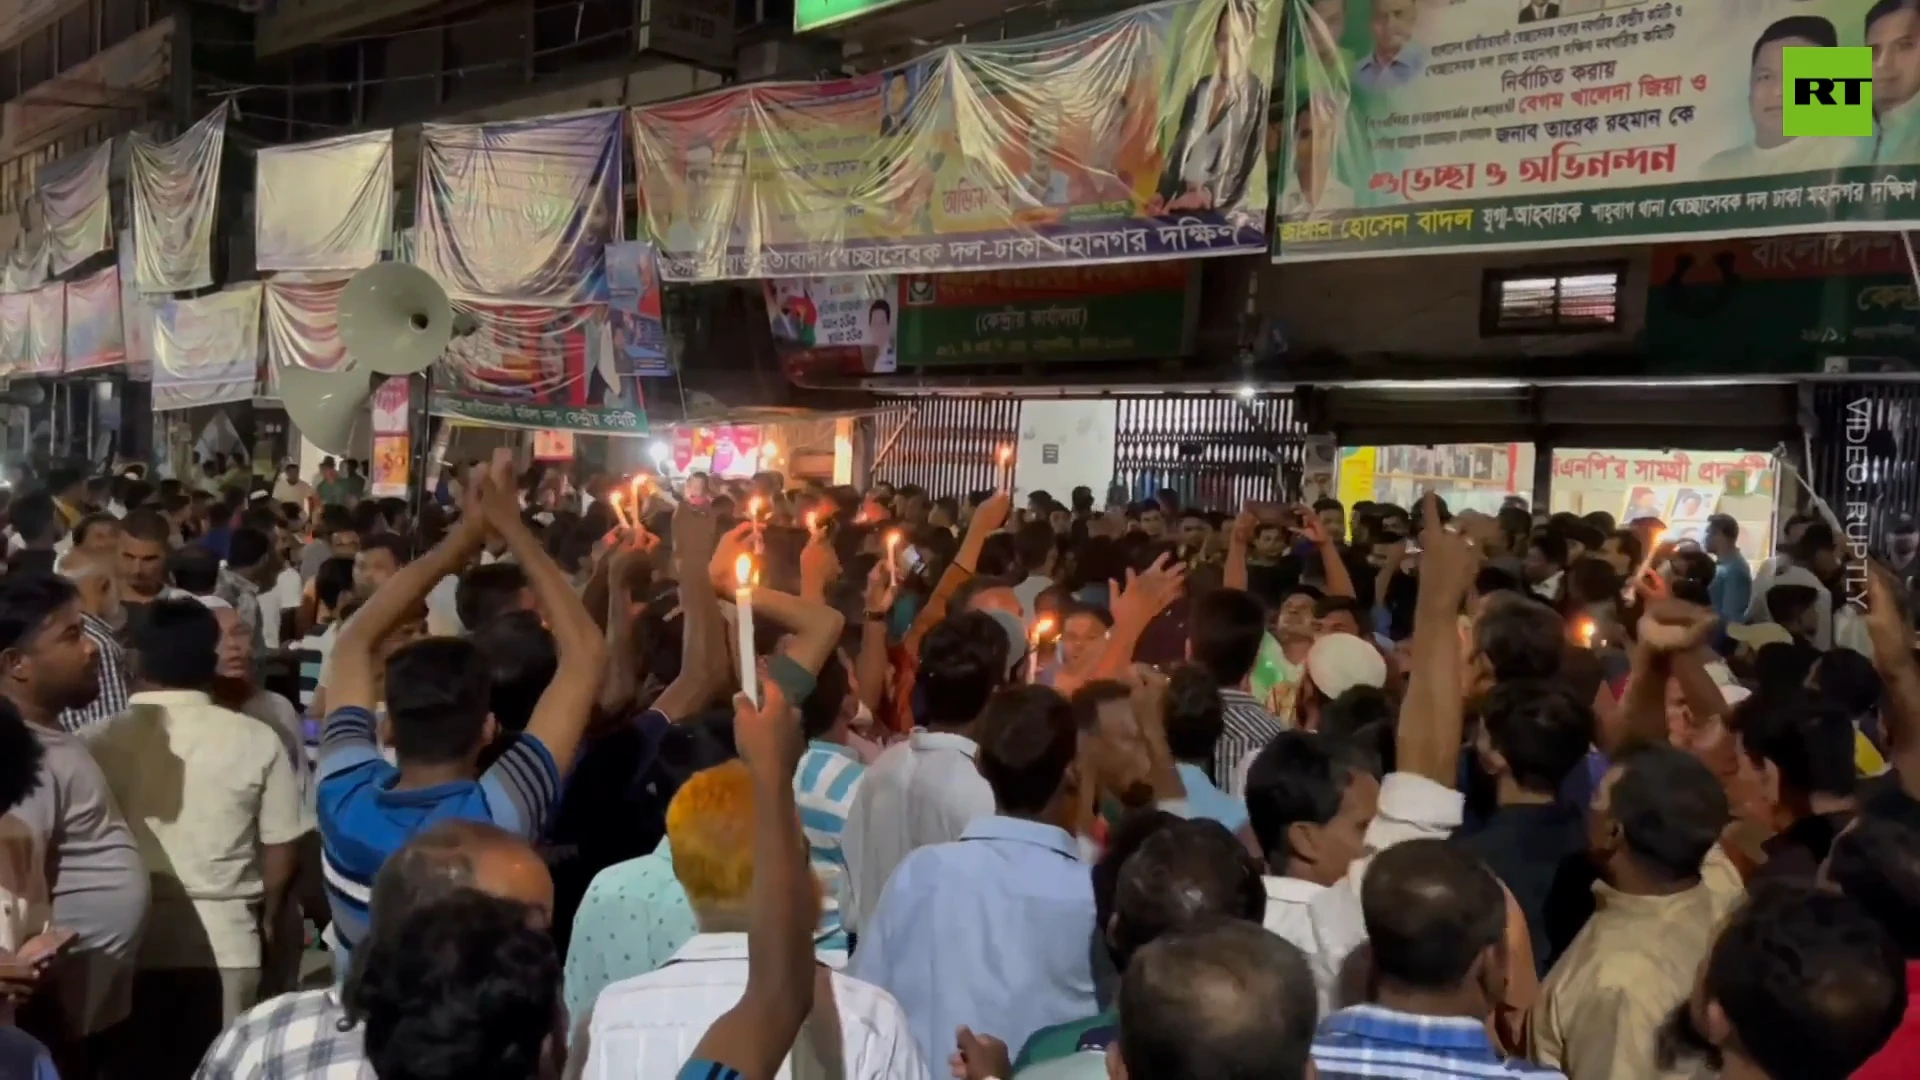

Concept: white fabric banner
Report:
left=256, top=130, right=394, bottom=272
left=130, top=103, right=229, bottom=293
left=26, top=283, right=63, bottom=377
left=152, top=282, right=261, bottom=411
left=40, top=142, right=112, bottom=274
left=117, top=230, right=154, bottom=380
left=0, top=294, right=28, bottom=374
left=64, top=264, right=126, bottom=373
left=3, top=237, right=47, bottom=294
left=262, top=275, right=352, bottom=380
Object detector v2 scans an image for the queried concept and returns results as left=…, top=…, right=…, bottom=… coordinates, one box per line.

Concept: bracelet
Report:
left=864, top=610, right=889, bottom=622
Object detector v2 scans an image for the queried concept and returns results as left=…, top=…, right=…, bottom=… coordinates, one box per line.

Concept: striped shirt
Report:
left=1214, top=687, right=1282, bottom=797
left=315, top=706, right=559, bottom=973
left=1313, top=1005, right=1566, bottom=1079
left=60, top=612, right=131, bottom=733
left=793, top=739, right=865, bottom=952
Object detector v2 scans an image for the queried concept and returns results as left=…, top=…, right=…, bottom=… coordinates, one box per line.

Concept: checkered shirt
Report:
left=59, top=613, right=130, bottom=733
left=193, top=989, right=370, bottom=1080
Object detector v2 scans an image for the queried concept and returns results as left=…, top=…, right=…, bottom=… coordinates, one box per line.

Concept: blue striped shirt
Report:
left=1313, top=1006, right=1566, bottom=1079
left=794, top=739, right=865, bottom=952
left=316, top=706, right=560, bottom=972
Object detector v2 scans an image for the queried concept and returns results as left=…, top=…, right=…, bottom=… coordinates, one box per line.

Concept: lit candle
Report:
left=1576, top=617, right=1595, bottom=648
left=1027, top=616, right=1056, bottom=684
left=885, top=529, right=902, bottom=588
left=1623, top=527, right=1669, bottom=600
left=749, top=495, right=766, bottom=555
left=735, top=553, right=758, bottom=707
left=608, top=491, right=631, bottom=531
left=997, top=444, right=1013, bottom=492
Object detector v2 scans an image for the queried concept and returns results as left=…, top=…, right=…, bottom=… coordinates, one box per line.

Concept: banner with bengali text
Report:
left=40, top=143, right=112, bottom=275
left=152, top=282, right=262, bottom=411
left=431, top=303, right=646, bottom=434
left=604, top=241, right=672, bottom=376
left=130, top=103, right=228, bottom=292
left=415, top=109, right=622, bottom=305
left=256, top=130, right=394, bottom=272
left=26, top=283, right=62, bottom=377
left=1274, top=0, right=1920, bottom=262
left=63, top=264, right=125, bottom=373
left=632, top=0, right=1280, bottom=281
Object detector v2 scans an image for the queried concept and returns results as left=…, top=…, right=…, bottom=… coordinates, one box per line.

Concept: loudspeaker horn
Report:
left=278, top=362, right=375, bottom=456
left=336, top=262, right=454, bottom=376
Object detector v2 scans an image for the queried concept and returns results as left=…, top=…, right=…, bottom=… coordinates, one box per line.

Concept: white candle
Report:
left=608, top=491, right=632, bottom=531
left=735, top=553, right=758, bottom=707
left=997, top=444, right=1013, bottom=492
left=885, top=529, right=902, bottom=588
left=1027, top=616, right=1055, bottom=684
left=749, top=496, right=766, bottom=556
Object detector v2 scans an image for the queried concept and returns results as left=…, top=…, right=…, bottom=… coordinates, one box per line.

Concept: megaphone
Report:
left=278, top=361, right=374, bottom=456
left=336, top=262, right=454, bottom=376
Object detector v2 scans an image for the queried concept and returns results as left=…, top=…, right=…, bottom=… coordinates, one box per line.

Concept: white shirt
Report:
left=84, top=689, right=313, bottom=969
left=1748, top=563, right=1834, bottom=650
left=571, top=932, right=928, bottom=1080
left=1302, top=772, right=1464, bottom=1008
left=272, top=478, right=316, bottom=507
left=426, top=573, right=463, bottom=637
left=839, top=731, right=996, bottom=935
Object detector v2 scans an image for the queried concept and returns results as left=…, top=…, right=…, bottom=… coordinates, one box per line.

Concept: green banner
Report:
left=794, top=0, right=912, bottom=32
left=898, top=263, right=1192, bottom=365
left=1645, top=233, right=1920, bottom=373
left=433, top=395, right=649, bottom=434
left=1274, top=0, right=1920, bottom=262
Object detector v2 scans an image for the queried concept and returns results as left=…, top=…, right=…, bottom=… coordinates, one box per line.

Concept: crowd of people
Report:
left=0, top=450, right=1915, bottom=1080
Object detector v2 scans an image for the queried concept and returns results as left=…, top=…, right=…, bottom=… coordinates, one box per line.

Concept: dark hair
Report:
left=466, top=612, right=556, bottom=734
left=120, top=509, right=171, bottom=546
left=1117, top=920, right=1318, bottom=1080
left=359, top=533, right=410, bottom=566
left=974, top=684, right=1076, bottom=816
left=1581, top=510, right=1617, bottom=534
left=227, top=527, right=274, bottom=570
left=1362, top=838, right=1507, bottom=990
left=1190, top=588, right=1266, bottom=687
left=1094, top=809, right=1183, bottom=964
left=1609, top=744, right=1730, bottom=882
left=1829, top=811, right=1920, bottom=958
left=315, top=556, right=358, bottom=613
left=869, top=299, right=891, bottom=321
left=385, top=638, right=495, bottom=764
left=1728, top=690, right=1856, bottom=800
left=1320, top=685, right=1395, bottom=775
left=455, top=564, right=530, bottom=632
left=0, top=573, right=77, bottom=656
left=1480, top=678, right=1595, bottom=794
left=351, top=889, right=560, bottom=1080
left=132, top=598, right=221, bottom=690
left=350, top=502, right=385, bottom=537
left=1530, top=531, right=1569, bottom=567
left=44, top=466, right=83, bottom=496
left=1014, top=521, right=1056, bottom=574
left=1703, top=884, right=1905, bottom=1080
left=1604, top=528, right=1644, bottom=568
left=1766, top=583, right=1819, bottom=628
left=8, top=492, right=55, bottom=546
left=917, top=612, right=1010, bottom=727
left=1473, top=598, right=1565, bottom=682
left=70, top=513, right=118, bottom=549
left=1706, top=513, right=1739, bottom=543
left=317, top=504, right=353, bottom=537
left=1757, top=14, right=1837, bottom=60
left=1108, top=820, right=1266, bottom=971
left=0, top=697, right=45, bottom=817
left=167, top=544, right=222, bottom=595
left=1161, top=662, right=1225, bottom=765
left=799, top=649, right=853, bottom=742
left=1244, top=731, right=1370, bottom=867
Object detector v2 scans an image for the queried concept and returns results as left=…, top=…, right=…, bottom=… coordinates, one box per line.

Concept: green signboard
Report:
left=794, top=0, right=914, bottom=33
left=897, top=264, right=1192, bottom=366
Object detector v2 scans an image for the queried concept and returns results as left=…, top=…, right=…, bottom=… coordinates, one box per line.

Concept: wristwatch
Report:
left=864, top=610, right=889, bottom=622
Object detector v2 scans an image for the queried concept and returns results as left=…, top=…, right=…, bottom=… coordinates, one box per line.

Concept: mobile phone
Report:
left=896, top=543, right=926, bottom=577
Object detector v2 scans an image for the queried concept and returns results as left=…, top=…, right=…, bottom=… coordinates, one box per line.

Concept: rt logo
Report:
left=1784, top=46, right=1873, bottom=137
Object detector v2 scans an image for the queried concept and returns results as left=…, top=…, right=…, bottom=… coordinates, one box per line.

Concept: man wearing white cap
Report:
left=1297, top=632, right=1390, bottom=731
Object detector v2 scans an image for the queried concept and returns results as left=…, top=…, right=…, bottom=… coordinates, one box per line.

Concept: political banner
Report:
left=129, top=103, right=228, bottom=292
left=432, top=302, right=646, bottom=434
left=631, top=0, right=1281, bottom=280
left=1645, top=232, right=1919, bottom=374
left=0, top=294, right=27, bottom=375
left=152, top=282, right=262, bottom=411
left=262, top=275, right=352, bottom=376
left=3, top=236, right=47, bottom=294
left=26, top=283, right=62, bottom=376
left=415, top=109, right=623, bottom=305
left=256, top=130, right=394, bottom=272
left=116, top=230, right=154, bottom=380
left=369, top=379, right=411, bottom=499
left=40, top=143, right=112, bottom=274
left=63, top=264, right=126, bottom=373
left=604, top=241, right=672, bottom=376
left=763, top=275, right=897, bottom=378
left=1274, top=0, right=1920, bottom=263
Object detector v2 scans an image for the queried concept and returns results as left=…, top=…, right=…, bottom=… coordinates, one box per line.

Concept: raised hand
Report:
left=1636, top=598, right=1718, bottom=654
left=733, top=681, right=800, bottom=778
left=1110, top=552, right=1187, bottom=629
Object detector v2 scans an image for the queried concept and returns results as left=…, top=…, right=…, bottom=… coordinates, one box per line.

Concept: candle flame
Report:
left=886, top=529, right=902, bottom=550
left=1031, top=616, right=1057, bottom=642
left=997, top=445, right=1012, bottom=465
left=806, top=510, right=819, bottom=530
left=609, top=491, right=623, bottom=508
left=1652, top=528, right=1669, bottom=548
left=734, top=554, right=753, bottom=588
left=749, top=495, right=765, bottom=516
left=1576, top=618, right=1595, bottom=647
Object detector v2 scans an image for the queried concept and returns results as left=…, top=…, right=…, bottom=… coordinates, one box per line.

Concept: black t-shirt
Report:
left=1454, top=802, right=1596, bottom=976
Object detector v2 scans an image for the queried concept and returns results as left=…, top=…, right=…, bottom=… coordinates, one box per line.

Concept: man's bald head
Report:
left=1115, top=919, right=1317, bottom=1080
left=366, top=820, right=554, bottom=938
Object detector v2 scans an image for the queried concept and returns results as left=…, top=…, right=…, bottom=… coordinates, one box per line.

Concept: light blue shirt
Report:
left=794, top=739, right=864, bottom=952
left=1710, top=550, right=1753, bottom=631
left=1354, top=47, right=1423, bottom=91
left=1166, top=763, right=1249, bottom=834
left=563, top=846, right=697, bottom=1023
left=851, top=815, right=1098, bottom=1069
